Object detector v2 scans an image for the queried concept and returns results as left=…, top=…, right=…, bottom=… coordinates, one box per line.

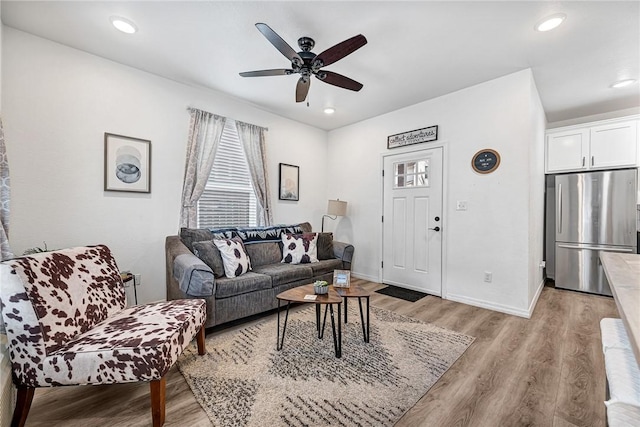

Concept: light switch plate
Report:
left=456, top=201, right=468, bottom=211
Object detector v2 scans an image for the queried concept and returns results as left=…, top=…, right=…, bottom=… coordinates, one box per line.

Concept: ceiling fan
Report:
left=239, top=23, right=367, bottom=103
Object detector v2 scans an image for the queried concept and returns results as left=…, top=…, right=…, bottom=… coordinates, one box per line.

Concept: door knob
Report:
left=429, top=226, right=440, bottom=232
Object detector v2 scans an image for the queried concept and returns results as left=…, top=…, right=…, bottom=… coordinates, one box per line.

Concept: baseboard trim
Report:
left=446, top=293, right=530, bottom=318
left=351, top=272, right=379, bottom=283
left=527, top=278, right=546, bottom=318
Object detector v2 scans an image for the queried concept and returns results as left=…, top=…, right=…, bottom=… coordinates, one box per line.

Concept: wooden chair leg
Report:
left=150, top=377, right=166, bottom=427
left=11, top=386, right=35, bottom=427
left=197, top=325, right=206, bottom=355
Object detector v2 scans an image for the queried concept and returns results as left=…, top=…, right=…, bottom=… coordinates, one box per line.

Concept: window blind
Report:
left=197, top=120, right=257, bottom=228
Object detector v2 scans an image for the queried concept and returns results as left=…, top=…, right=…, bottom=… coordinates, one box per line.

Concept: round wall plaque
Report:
left=472, top=149, right=501, bottom=174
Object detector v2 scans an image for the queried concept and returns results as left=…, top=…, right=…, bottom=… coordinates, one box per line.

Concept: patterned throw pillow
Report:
left=281, top=233, right=319, bottom=264
left=213, top=237, right=252, bottom=278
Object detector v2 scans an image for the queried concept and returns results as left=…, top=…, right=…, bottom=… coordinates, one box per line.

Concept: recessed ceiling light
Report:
left=611, top=79, right=637, bottom=88
left=324, top=107, right=336, bottom=115
left=110, top=16, right=138, bottom=34
left=535, top=13, right=566, bottom=32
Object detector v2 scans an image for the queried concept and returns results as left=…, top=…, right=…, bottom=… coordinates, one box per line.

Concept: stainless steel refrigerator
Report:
left=554, top=168, right=637, bottom=296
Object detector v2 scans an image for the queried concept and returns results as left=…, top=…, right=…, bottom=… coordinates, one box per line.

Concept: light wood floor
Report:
left=23, top=279, right=617, bottom=426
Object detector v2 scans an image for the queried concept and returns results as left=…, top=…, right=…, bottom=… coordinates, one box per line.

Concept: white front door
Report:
left=382, top=147, right=443, bottom=295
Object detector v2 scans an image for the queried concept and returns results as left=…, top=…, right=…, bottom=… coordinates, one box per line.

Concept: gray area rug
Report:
left=178, top=305, right=474, bottom=427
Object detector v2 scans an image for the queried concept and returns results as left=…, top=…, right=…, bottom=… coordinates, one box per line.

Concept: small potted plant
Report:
left=313, top=280, right=329, bottom=295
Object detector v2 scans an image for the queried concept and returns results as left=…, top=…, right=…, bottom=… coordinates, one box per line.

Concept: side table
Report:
left=276, top=284, right=343, bottom=357
left=334, top=285, right=371, bottom=343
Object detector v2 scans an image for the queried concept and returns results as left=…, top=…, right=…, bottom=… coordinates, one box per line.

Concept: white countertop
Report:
left=600, top=252, right=640, bottom=365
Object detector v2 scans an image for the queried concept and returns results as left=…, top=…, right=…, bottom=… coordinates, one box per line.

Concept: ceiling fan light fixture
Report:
left=323, top=107, right=336, bottom=115
left=535, top=13, right=566, bottom=32
left=110, top=16, right=138, bottom=34
left=611, top=79, right=637, bottom=88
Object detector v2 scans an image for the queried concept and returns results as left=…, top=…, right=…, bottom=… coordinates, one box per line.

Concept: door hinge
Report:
left=382, top=169, right=385, bottom=177
left=381, top=261, right=384, bottom=268
left=381, top=215, right=384, bottom=223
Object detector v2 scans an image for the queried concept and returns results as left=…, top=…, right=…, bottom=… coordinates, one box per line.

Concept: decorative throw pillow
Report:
left=192, top=240, right=226, bottom=278
left=316, top=232, right=334, bottom=260
left=281, top=233, right=319, bottom=264
left=213, top=237, right=252, bottom=278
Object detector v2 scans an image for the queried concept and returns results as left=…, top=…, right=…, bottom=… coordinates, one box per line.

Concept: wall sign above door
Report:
left=387, top=125, right=438, bottom=149
left=472, top=149, right=501, bottom=174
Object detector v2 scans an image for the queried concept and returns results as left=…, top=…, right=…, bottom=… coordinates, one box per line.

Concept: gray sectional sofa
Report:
left=165, top=222, right=354, bottom=328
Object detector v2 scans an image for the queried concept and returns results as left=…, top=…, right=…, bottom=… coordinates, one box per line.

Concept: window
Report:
left=393, top=159, right=429, bottom=188
left=197, top=120, right=257, bottom=228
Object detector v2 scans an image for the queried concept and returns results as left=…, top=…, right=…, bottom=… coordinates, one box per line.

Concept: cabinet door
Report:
left=546, top=129, right=589, bottom=173
left=590, top=120, right=638, bottom=169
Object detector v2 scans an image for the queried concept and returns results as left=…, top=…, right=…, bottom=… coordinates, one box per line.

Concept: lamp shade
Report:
left=327, top=199, right=347, bottom=216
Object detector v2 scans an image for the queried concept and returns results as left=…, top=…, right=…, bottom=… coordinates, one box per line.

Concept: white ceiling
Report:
left=2, top=1, right=639, bottom=131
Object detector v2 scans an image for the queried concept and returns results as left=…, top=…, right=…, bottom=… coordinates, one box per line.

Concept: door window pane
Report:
left=393, top=159, right=429, bottom=188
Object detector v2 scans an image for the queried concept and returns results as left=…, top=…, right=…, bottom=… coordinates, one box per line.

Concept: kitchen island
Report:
left=600, top=252, right=640, bottom=365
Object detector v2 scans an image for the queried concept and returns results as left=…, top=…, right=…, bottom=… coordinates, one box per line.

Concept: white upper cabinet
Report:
left=546, top=129, right=589, bottom=172
left=546, top=117, right=639, bottom=174
left=589, top=121, right=637, bottom=169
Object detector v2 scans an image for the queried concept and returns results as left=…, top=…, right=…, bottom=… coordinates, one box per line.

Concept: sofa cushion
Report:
left=252, top=263, right=313, bottom=287
left=244, top=242, right=282, bottom=268
left=235, top=224, right=306, bottom=245
left=180, top=227, right=236, bottom=252
left=192, top=240, right=225, bottom=278
left=317, top=232, right=334, bottom=260
left=281, top=233, right=318, bottom=264
left=214, top=237, right=251, bottom=278
left=309, top=258, right=343, bottom=276
left=215, top=272, right=272, bottom=298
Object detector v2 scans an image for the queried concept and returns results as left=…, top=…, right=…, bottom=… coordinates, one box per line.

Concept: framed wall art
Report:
left=104, top=133, right=151, bottom=193
left=279, top=163, right=299, bottom=201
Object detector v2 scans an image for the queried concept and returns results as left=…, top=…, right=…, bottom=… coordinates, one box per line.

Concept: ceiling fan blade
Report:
left=316, top=71, right=363, bottom=92
left=239, top=69, right=293, bottom=77
left=315, top=34, right=367, bottom=67
left=255, top=23, right=303, bottom=66
left=296, top=77, right=310, bottom=103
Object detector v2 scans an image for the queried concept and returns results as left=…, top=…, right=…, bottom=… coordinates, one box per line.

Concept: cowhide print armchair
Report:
left=0, top=245, right=207, bottom=427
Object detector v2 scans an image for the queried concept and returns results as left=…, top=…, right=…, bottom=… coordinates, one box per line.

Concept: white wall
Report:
left=327, top=69, right=545, bottom=317
left=2, top=28, right=329, bottom=304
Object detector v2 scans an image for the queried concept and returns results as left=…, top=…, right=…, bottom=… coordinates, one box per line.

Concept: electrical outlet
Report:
left=134, top=274, right=141, bottom=286
left=456, top=201, right=468, bottom=211
left=484, top=271, right=492, bottom=283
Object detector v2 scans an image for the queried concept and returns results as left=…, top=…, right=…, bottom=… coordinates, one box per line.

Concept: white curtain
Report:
left=235, top=121, right=273, bottom=226
left=180, top=109, right=226, bottom=228
left=0, top=117, right=12, bottom=261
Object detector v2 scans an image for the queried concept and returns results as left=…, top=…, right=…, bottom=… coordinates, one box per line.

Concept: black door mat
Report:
left=375, top=285, right=429, bottom=302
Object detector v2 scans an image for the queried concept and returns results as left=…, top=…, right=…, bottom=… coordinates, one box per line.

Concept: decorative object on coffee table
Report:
left=333, top=269, right=351, bottom=288
left=313, top=280, right=329, bottom=294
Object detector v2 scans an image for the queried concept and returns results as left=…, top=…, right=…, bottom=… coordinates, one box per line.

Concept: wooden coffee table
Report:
left=276, top=284, right=343, bottom=357
left=334, top=285, right=372, bottom=343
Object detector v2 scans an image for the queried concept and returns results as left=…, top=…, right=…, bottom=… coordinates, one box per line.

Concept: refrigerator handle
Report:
left=557, top=183, right=562, bottom=234
left=557, top=244, right=635, bottom=253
